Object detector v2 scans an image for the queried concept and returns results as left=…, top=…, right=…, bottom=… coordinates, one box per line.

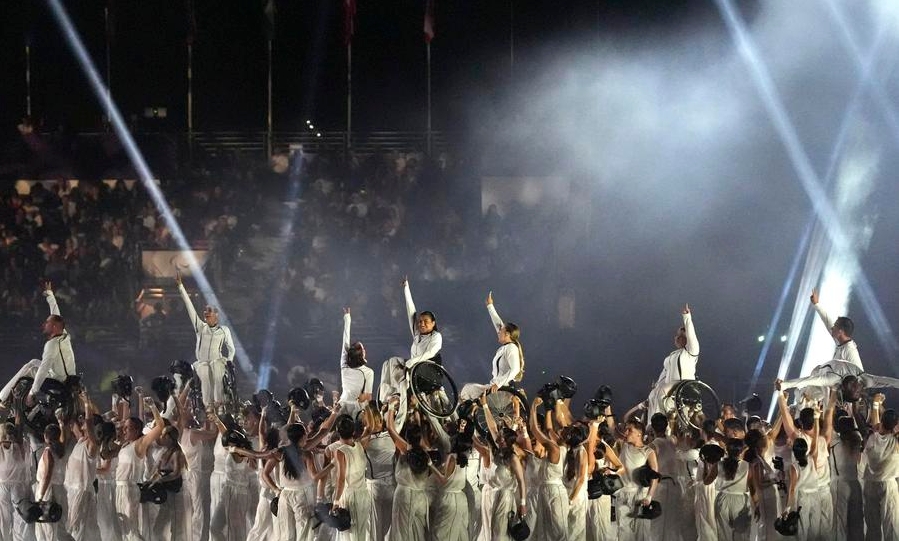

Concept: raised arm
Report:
left=529, top=397, right=560, bottom=461
left=775, top=388, right=798, bottom=441
left=175, top=272, right=201, bottom=332
left=385, top=400, right=411, bottom=454
left=403, top=278, right=417, bottom=338
left=136, top=399, right=164, bottom=458
left=810, top=290, right=837, bottom=342
left=44, top=282, right=60, bottom=316
left=682, top=304, right=699, bottom=356
left=486, top=291, right=503, bottom=331
left=340, top=308, right=351, bottom=368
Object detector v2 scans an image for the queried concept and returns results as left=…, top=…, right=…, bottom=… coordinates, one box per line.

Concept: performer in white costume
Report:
left=115, top=398, right=164, bottom=541
left=378, top=278, right=442, bottom=430
left=1, top=282, right=76, bottom=405
left=66, top=391, right=100, bottom=541
left=332, top=415, right=372, bottom=541
left=459, top=291, right=524, bottom=401
left=810, top=289, right=862, bottom=369
left=34, top=421, right=68, bottom=541
left=339, top=308, right=374, bottom=418
left=647, top=304, right=698, bottom=417
left=175, top=272, right=235, bottom=407
left=0, top=419, right=34, bottom=541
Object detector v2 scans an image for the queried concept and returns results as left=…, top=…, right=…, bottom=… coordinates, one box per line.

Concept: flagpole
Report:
left=426, top=41, right=431, bottom=156
left=267, top=37, right=273, bottom=158
left=347, top=41, right=352, bottom=154
left=104, top=4, right=112, bottom=127
left=187, top=41, right=193, bottom=160
left=25, top=44, right=32, bottom=117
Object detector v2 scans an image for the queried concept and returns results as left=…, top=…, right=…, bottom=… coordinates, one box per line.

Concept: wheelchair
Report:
left=407, top=360, right=460, bottom=419
left=470, top=385, right=530, bottom=439
left=659, top=379, right=720, bottom=432
left=11, top=375, right=82, bottom=436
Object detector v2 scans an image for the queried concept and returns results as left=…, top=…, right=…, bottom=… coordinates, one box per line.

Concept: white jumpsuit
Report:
left=565, top=446, right=588, bottom=541
left=115, top=442, right=148, bottom=541
left=210, top=455, right=251, bottom=541
left=65, top=438, right=98, bottom=541
left=335, top=442, right=371, bottom=541
left=650, top=437, right=684, bottom=541
left=863, top=432, right=899, bottom=541
left=35, top=447, right=68, bottom=541
left=0, top=441, right=34, bottom=541
left=587, top=453, right=616, bottom=541
left=95, top=456, right=120, bottom=541
left=829, top=439, right=863, bottom=541
left=792, top=459, right=828, bottom=541
left=714, top=460, right=751, bottom=541
left=177, top=282, right=235, bottom=407
left=181, top=429, right=212, bottom=541
left=478, top=457, right=517, bottom=541
left=615, top=444, right=652, bottom=541
left=749, top=455, right=782, bottom=541
left=430, top=459, right=469, bottom=541
left=387, top=459, right=429, bottom=541
left=536, top=445, right=569, bottom=540
left=364, top=432, right=396, bottom=541
left=277, top=448, right=315, bottom=541
left=339, top=313, right=374, bottom=419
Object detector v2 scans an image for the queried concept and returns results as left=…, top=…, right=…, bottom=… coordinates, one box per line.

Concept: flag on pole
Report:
left=344, top=0, right=357, bottom=46
left=263, top=0, right=276, bottom=41
left=423, top=0, right=435, bottom=43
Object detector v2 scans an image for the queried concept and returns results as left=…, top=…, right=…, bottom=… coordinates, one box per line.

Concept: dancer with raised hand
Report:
left=384, top=397, right=431, bottom=541
left=459, top=291, right=524, bottom=401
left=0, top=413, right=33, bottom=541
left=426, top=425, right=471, bottom=541
left=810, top=289, right=862, bottom=369
left=331, top=415, right=372, bottom=541
left=359, top=404, right=396, bottom=541
left=379, top=277, right=443, bottom=428
left=34, top=413, right=68, bottom=541
left=175, top=271, right=235, bottom=408
left=1, top=281, right=76, bottom=406
left=339, top=307, right=374, bottom=418
left=65, top=390, right=100, bottom=541
left=116, top=397, right=165, bottom=541
left=647, top=304, right=699, bottom=417
left=528, top=396, right=570, bottom=540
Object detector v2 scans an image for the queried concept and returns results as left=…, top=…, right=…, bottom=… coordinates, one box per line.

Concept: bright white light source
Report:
left=306, top=119, right=312, bottom=124
left=780, top=335, right=787, bottom=342
left=309, top=124, right=314, bottom=130
left=316, top=132, right=321, bottom=137
left=757, top=335, right=765, bottom=343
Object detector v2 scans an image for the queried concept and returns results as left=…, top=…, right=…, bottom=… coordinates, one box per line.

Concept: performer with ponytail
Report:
left=460, top=291, right=524, bottom=400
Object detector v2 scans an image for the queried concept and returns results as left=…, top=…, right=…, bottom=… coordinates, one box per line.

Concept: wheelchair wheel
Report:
left=473, top=386, right=529, bottom=439
left=409, top=361, right=459, bottom=419
left=668, top=380, right=720, bottom=431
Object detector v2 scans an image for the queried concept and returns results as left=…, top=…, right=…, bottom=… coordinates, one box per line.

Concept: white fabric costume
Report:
left=649, top=436, right=684, bottom=541
left=35, top=446, right=68, bottom=541
left=335, top=442, right=371, bottom=541
left=813, top=303, right=862, bottom=369
left=65, top=437, right=98, bottom=541
left=460, top=303, right=521, bottom=401
left=378, top=282, right=442, bottom=429
left=0, top=438, right=34, bottom=541
left=387, top=459, right=429, bottom=541
left=863, top=432, right=899, bottom=541
left=364, top=431, right=396, bottom=541
left=431, top=458, right=469, bottom=541
left=277, top=447, right=315, bottom=541
left=177, top=283, right=235, bottom=407
left=115, top=441, right=147, bottom=541
left=339, top=312, right=374, bottom=419
left=1, top=291, right=76, bottom=403
left=829, top=439, right=863, bottom=541
left=780, top=360, right=899, bottom=406
left=615, top=444, right=653, bottom=541
left=96, top=456, right=120, bottom=541
left=792, top=457, right=828, bottom=541
left=714, top=460, right=751, bottom=541
left=647, top=311, right=699, bottom=417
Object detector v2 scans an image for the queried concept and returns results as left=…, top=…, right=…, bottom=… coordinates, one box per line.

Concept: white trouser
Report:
left=184, top=468, right=211, bottom=541
left=210, top=483, right=250, bottom=541
left=66, top=487, right=98, bottom=541
left=193, top=358, right=227, bottom=407
left=115, top=482, right=147, bottom=541
left=0, top=360, right=41, bottom=403
left=36, top=483, right=71, bottom=541
left=154, top=488, right=186, bottom=541
left=459, top=383, right=492, bottom=402
left=367, top=478, right=395, bottom=541
left=247, top=486, right=277, bottom=541
left=277, top=486, right=314, bottom=541
left=647, top=381, right=678, bottom=418
left=378, top=357, right=409, bottom=430
left=0, top=481, right=34, bottom=541
left=95, top=479, right=120, bottom=541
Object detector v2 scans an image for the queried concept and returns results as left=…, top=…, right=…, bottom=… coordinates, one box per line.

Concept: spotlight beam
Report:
left=46, top=0, right=254, bottom=375
left=750, top=15, right=890, bottom=395
left=257, top=151, right=305, bottom=390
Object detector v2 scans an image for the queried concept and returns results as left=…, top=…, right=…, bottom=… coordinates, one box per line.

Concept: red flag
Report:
left=423, top=0, right=435, bottom=43
left=344, top=0, right=356, bottom=46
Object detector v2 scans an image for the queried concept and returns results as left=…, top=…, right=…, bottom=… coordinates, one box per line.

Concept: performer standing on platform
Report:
left=175, top=271, right=235, bottom=408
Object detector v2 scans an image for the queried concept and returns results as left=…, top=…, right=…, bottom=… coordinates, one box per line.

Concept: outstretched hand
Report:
left=401, top=275, right=408, bottom=288
left=175, top=271, right=183, bottom=286
left=810, top=289, right=819, bottom=305
left=42, top=280, right=53, bottom=293
left=682, top=303, right=690, bottom=315
left=486, top=291, right=494, bottom=306
left=344, top=307, right=351, bottom=315
left=774, top=378, right=783, bottom=391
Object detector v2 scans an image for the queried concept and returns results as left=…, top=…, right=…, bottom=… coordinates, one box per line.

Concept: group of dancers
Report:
left=0, top=272, right=898, bottom=541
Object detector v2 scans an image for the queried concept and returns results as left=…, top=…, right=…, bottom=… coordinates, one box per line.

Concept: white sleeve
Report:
left=487, top=303, right=504, bottom=332
left=846, top=344, right=863, bottom=371
left=491, top=345, right=520, bottom=387
left=340, top=313, right=351, bottom=369
left=407, top=332, right=443, bottom=366
left=45, top=291, right=60, bottom=316
left=860, top=373, right=899, bottom=390
left=222, top=326, right=235, bottom=362
left=178, top=283, right=202, bottom=333
left=779, top=372, right=841, bottom=391
left=814, top=304, right=837, bottom=344
left=683, top=312, right=699, bottom=356
left=404, top=282, right=417, bottom=338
